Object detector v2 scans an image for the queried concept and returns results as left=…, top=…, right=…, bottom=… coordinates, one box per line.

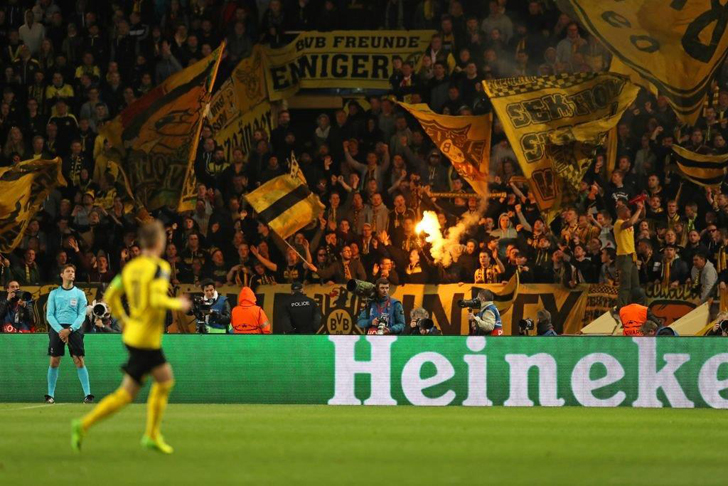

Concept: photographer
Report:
left=406, top=307, right=441, bottom=335
left=280, top=282, right=322, bottom=334
left=83, top=298, right=121, bottom=333
left=708, top=313, right=728, bottom=336
left=356, top=278, right=405, bottom=335
left=536, top=310, right=558, bottom=336
left=190, top=279, right=232, bottom=334
left=467, top=289, right=503, bottom=336
left=0, top=281, right=35, bottom=333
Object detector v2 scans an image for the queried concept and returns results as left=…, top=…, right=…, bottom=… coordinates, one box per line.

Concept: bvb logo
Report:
left=326, top=309, right=353, bottom=335
left=441, top=139, right=465, bottom=163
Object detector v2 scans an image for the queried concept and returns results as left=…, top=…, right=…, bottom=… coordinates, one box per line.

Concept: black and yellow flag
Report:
left=0, top=158, right=66, bottom=252
left=483, top=73, right=639, bottom=213
left=244, top=160, right=325, bottom=239
left=398, top=102, right=491, bottom=197
left=100, top=43, right=225, bottom=212
left=558, top=0, right=728, bottom=125
left=672, top=145, right=728, bottom=187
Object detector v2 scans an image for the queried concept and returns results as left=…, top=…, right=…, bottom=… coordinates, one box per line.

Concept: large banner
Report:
left=213, top=100, right=276, bottom=161
left=2, top=335, right=728, bottom=408
left=483, top=73, right=639, bottom=212
left=100, top=44, right=224, bottom=212
left=0, top=158, right=65, bottom=252
left=263, top=31, right=434, bottom=100
left=17, top=282, right=706, bottom=335
left=583, top=282, right=702, bottom=330
left=255, top=282, right=585, bottom=336
left=558, top=0, right=728, bottom=124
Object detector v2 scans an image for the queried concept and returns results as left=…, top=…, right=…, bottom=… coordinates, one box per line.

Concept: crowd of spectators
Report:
left=1, top=0, right=728, bottom=333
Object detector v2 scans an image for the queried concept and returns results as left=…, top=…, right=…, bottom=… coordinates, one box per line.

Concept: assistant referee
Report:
left=45, top=264, right=91, bottom=404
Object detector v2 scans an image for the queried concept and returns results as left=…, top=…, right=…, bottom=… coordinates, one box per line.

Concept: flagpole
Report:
left=177, top=40, right=227, bottom=212
left=274, top=230, right=311, bottom=266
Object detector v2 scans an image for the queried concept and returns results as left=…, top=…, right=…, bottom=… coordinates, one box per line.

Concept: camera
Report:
left=92, top=302, right=110, bottom=319
left=376, top=313, right=390, bottom=335
left=347, top=279, right=376, bottom=299
left=457, top=298, right=481, bottom=309
left=518, top=318, right=535, bottom=333
left=418, top=318, right=435, bottom=331
left=191, top=295, right=214, bottom=333
left=719, top=320, right=728, bottom=333
left=9, top=289, right=32, bottom=303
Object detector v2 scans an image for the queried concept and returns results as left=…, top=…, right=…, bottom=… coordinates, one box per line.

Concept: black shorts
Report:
left=122, top=345, right=167, bottom=385
left=48, top=326, right=85, bottom=357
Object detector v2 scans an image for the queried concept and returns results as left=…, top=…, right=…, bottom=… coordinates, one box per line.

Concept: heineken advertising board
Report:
left=1, top=336, right=727, bottom=408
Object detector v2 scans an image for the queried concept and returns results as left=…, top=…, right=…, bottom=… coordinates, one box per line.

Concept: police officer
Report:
left=281, top=282, right=322, bottom=334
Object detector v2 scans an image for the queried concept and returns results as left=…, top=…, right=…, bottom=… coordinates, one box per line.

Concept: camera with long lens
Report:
left=347, top=279, right=376, bottom=299
left=191, top=295, right=213, bottom=333
left=720, top=320, right=728, bottom=333
left=92, top=302, right=110, bottom=319
left=9, top=289, right=33, bottom=304
left=457, top=298, right=481, bottom=309
left=518, top=318, right=535, bottom=334
left=418, top=318, right=435, bottom=331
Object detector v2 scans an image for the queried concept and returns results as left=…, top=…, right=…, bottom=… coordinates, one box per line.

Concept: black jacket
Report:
left=280, top=292, right=322, bottom=334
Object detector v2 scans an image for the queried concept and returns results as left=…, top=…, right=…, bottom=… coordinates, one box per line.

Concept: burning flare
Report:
left=415, top=196, right=488, bottom=267
left=415, top=211, right=442, bottom=243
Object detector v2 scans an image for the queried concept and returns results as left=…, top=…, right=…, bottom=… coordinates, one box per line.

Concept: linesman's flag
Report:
left=244, top=160, right=325, bottom=239
left=672, top=145, right=728, bottom=187
left=399, top=102, right=491, bottom=197
left=100, top=43, right=225, bottom=212
left=0, top=158, right=66, bottom=252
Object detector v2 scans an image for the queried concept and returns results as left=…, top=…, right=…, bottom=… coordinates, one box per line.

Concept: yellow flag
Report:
left=398, top=102, right=491, bottom=197
left=672, top=145, right=728, bottom=187
left=483, top=72, right=639, bottom=211
left=100, top=43, right=225, bottom=212
left=208, top=45, right=267, bottom=133
left=230, top=45, right=268, bottom=112
left=558, top=0, right=728, bottom=125
left=0, top=158, right=66, bottom=252
left=244, top=161, right=325, bottom=239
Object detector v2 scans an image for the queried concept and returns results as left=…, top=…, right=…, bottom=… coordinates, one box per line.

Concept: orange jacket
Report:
left=231, top=287, right=271, bottom=334
left=619, top=304, right=648, bottom=336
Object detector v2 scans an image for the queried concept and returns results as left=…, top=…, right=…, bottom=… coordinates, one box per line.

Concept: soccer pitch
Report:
left=1, top=404, right=725, bottom=485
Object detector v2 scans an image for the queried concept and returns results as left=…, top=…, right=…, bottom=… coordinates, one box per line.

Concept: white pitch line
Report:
left=5, top=403, right=69, bottom=411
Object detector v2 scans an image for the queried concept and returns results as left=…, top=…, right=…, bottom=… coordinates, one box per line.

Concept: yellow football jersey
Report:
left=105, top=256, right=182, bottom=350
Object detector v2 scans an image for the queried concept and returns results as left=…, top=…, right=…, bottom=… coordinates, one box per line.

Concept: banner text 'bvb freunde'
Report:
left=263, top=31, right=434, bottom=100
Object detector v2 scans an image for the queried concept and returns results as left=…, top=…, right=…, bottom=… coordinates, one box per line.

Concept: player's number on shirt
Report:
left=130, top=272, right=144, bottom=308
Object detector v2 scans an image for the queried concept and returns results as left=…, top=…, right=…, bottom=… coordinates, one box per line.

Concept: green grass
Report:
left=0, top=403, right=726, bottom=486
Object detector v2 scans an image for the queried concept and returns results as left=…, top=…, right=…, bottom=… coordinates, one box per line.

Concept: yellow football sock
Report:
left=81, top=387, right=133, bottom=431
left=145, top=380, right=174, bottom=440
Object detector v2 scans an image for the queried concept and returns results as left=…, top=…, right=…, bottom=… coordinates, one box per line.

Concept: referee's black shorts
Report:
left=122, top=345, right=167, bottom=385
left=48, top=325, right=85, bottom=357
